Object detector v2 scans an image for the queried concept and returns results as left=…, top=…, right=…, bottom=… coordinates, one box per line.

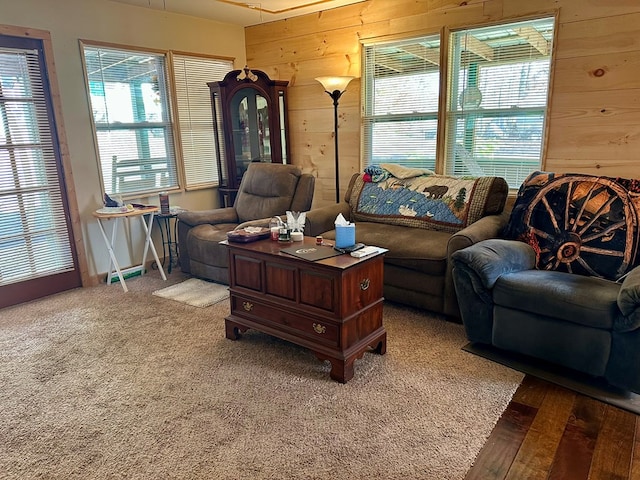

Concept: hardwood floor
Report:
left=465, top=375, right=640, bottom=480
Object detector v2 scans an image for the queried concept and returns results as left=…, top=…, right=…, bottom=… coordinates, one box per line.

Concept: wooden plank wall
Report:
left=245, top=0, right=640, bottom=208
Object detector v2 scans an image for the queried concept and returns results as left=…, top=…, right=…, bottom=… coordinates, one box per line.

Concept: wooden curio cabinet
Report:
left=209, top=67, right=290, bottom=207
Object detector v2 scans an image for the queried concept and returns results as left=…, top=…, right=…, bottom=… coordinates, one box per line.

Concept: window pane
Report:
left=83, top=45, right=178, bottom=196
left=173, top=54, right=233, bottom=188
left=368, top=119, right=437, bottom=169
left=446, top=17, right=555, bottom=188
left=363, top=35, right=441, bottom=169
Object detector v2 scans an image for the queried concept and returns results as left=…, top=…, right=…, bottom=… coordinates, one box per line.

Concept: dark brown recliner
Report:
left=177, top=163, right=315, bottom=284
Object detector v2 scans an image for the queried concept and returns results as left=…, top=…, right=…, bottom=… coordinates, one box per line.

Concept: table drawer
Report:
left=231, top=295, right=339, bottom=346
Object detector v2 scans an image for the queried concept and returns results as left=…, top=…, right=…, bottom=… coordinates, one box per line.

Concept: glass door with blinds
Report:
left=0, top=34, right=81, bottom=308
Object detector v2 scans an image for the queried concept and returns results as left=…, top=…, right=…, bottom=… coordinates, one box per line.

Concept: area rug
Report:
left=464, top=342, right=640, bottom=415
left=0, top=273, right=523, bottom=480
left=152, top=277, right=229, bottom=307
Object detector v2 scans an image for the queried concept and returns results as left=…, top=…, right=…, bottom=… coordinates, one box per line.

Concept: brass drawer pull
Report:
left=360, top=278, right=370, bottom=291
left=243, top=301, right=253, bottom=312
left=313, top=323, right=326, bottom=334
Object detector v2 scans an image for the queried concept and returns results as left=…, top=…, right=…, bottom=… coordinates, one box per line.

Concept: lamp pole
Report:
left=315, top=76, right=354, bottom=203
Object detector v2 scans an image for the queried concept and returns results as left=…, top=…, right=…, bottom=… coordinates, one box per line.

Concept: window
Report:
left=172, top=54, right=232, bottom=188
left=362, top=17, right=555, bottom=189
left=82, top=43, right=232, bottom=197
left=83, top=45, right=177, bottom=196
left=363, top=34, right=441, bottom=170
left=446, top=17, right=555, bottom=187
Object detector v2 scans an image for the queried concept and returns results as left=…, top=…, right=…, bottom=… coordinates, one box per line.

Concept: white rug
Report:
left=152, top=278, right=229, bottom=307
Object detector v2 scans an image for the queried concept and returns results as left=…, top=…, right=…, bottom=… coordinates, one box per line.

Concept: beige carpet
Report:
left=152, top=277, right=229, bottom=307
left=0, top=272, right=523, bottom=480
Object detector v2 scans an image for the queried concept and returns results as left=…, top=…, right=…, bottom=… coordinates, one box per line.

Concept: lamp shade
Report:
left=315, top=76, right=355, bottom=93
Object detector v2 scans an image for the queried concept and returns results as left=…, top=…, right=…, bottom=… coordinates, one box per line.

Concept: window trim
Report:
left=443, top=14, right=557, bottom=187
left=360, top=13, right=558, bottom=190
left=361, top=32, right=442, bottom=171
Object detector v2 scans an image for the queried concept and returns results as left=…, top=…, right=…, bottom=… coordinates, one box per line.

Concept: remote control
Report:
left=350, top=246, right=380, bottom=258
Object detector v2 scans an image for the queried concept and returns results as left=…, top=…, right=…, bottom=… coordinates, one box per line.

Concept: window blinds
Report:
left=362, top=35, right=441, bottom=169
left=83, top=44, right=178, bottom=197
left=446, top=17, right=555, bottom=187
left=172, top=54, right=232, bottom=188
left=0, top=46, right=75, bottom=285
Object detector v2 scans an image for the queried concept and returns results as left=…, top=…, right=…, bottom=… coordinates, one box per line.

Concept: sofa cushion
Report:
left=349, top=173, right=507, bottom=234
left=504, top=171, right=640, bottom=281
left=493, top=269, right=621, bottom=330
left=321, top=221, right=449, bottom=276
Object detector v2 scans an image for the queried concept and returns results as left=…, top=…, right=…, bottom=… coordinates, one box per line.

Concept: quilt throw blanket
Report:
left=504, top=171, right=640, bottom=281
left=349, top=173, right=505, bottom=234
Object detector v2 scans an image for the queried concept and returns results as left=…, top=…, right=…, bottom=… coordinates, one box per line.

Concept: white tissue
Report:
left=335, top=213, right=350, bottom=226
left=287, top=211, right=306, bottom=232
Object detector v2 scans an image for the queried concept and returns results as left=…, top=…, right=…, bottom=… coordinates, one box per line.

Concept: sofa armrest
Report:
left=303, top=203, right=351, bottom=237
left=447, top=211, right=509, bottom=257
left=237, top=218, right=275, bottom=230
left=451, top=239, right=536, bottom=289
left=178, top=207, right=239, bottom=227
left=616, top=266, right=640, bottom=331
left=450, top=238, right=535, bottom=336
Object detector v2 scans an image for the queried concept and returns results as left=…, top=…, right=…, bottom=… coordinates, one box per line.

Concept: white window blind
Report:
left=363, top=35, right=441, bottom=169
left=172, top=54, right=232, bottom=188
left=446, top=17, right=555, bottom=187
left=0, top=46, right=74, bottom=285
left=82, top=44, right=178, bottom=197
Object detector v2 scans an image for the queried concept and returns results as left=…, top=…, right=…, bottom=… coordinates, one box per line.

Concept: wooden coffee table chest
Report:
left=223, top=237, right=387, bottom=383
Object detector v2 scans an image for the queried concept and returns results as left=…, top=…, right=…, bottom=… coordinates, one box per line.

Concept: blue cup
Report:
left=335, top=224, right=356, bottom=248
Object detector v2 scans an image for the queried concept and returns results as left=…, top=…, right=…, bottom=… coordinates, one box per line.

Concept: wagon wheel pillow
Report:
left=504, top=171, right=640, bottom=281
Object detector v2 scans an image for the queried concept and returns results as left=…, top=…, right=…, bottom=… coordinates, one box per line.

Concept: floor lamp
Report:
left=315, top=76, right=355, bottom=203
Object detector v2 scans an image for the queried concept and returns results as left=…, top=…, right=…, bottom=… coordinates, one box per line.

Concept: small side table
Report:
left=93, top=206, right=167, bottom=292
left=154, top=212, right=179, bottom=273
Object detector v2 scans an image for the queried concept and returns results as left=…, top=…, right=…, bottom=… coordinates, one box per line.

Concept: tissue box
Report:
left=335, top=224, right=355, bottom=248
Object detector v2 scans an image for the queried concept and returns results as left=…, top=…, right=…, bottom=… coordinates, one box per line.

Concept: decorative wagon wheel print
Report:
left=523, top=175, right=638, bottom=279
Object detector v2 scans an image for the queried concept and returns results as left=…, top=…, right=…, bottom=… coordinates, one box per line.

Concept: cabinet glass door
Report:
left=231, top=88, right=271, bottom=182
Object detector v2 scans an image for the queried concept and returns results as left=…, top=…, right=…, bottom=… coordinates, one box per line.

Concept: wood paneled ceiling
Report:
left=107, top=0, right=367, bottom=26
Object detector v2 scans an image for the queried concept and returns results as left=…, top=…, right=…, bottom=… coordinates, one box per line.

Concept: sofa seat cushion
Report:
left=348, top=173, right=508, bottom=234
left=322, top=222, right=449, bottom=276
left=493, top=269, right=621, bottom=330
left=187, top=223, right=238, bottom=267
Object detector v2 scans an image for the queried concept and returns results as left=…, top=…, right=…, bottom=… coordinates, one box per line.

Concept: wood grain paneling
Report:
left=556, top=13, right=640, bottom=59
left=247, top=0, right=640, bottom=207
left=550, top=90, right=640, bottom=126
left=554, top=51, right=640, bottom=93
left=547, top=125, right=640, bottom=159
left=557, top=0, right=640, bottom=23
